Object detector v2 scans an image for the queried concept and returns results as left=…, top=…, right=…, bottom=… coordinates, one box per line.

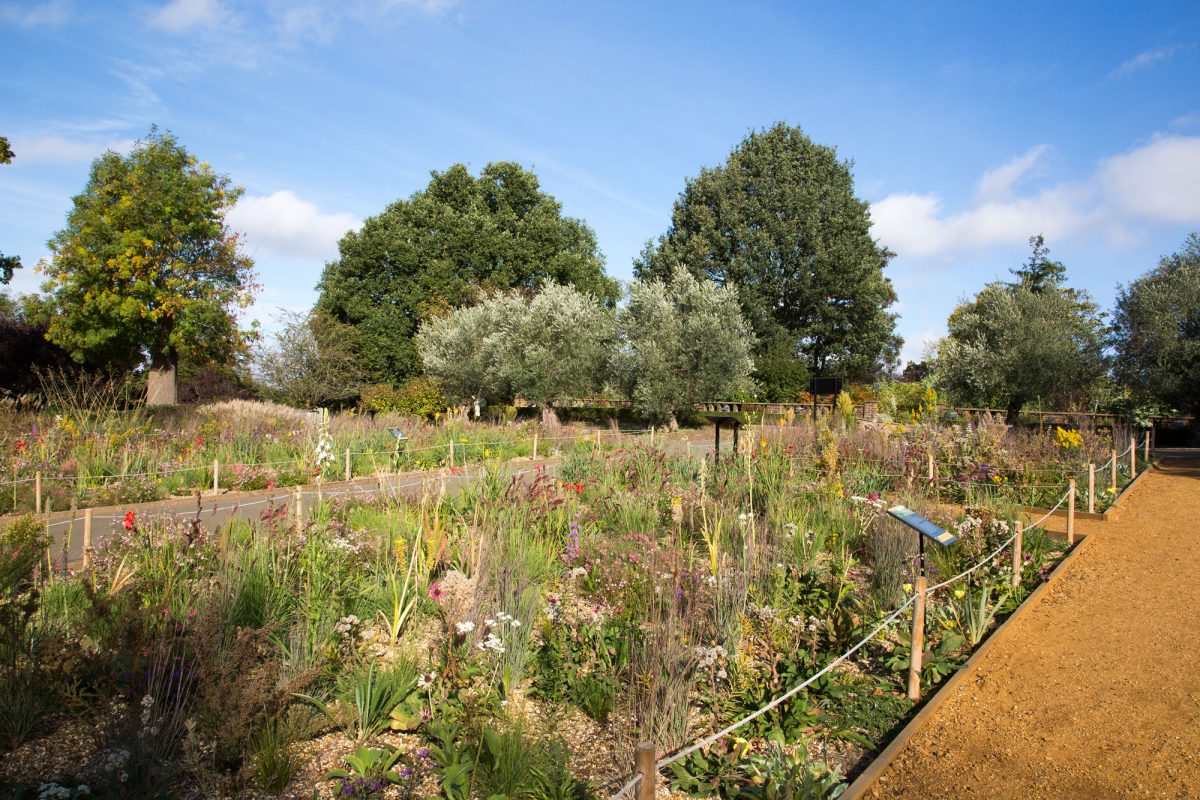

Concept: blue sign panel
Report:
left=888, top=506, right=957, bottom=546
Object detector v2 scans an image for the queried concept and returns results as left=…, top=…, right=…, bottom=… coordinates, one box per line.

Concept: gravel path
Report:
left=864, top=457, right=1200, bottom=799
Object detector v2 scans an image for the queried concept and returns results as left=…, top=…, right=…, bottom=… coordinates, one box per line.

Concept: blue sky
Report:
left=3, top=0, right=1199, bottom=365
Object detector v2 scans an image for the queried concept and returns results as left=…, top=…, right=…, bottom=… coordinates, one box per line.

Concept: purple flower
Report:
left=417, top=748, right=431, bottom=760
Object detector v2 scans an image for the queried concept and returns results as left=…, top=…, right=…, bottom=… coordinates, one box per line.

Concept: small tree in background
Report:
left=618, top=268, right=755, bottom=428
left=418, top=284, right=616, bottom=426
left=415, top=293, right=524, bottom=415
left=41, top=128, right=256, bottom=404
left=933, top=280, right=1109, bottom=422
left=256, top=310, right=365, bottom=409
left=1112, top=232, right=1200, bottom=420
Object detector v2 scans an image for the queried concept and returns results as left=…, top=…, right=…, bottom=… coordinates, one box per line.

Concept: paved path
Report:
left=864, top=456, right=1200, bottom=799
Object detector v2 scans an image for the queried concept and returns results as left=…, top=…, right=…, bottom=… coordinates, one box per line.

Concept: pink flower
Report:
left=428, top=582, right=444, bottom=602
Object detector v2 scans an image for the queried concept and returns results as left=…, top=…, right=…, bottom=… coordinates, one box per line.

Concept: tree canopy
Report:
left=416, top=283, right=615, bottom=424
left=318, top=162, right=618, bottom=385
left=41, top=128, right=256, bottom=402
left=256, top=310, right=366, bottom=409
left=635, top=123, right=899, bottom=397
left=933, top=249, right=1108, bottom=421
left=1112, top=233, right=1200, bottom=418
left=617, top=268, right=755, bottom=426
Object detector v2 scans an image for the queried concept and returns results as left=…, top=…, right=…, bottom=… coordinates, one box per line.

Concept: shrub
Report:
left=360, top=378, right=445, bottom=418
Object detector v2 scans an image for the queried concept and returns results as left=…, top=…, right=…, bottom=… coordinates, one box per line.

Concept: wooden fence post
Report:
left=532, top=429, right=539, bottom=460
left=1011, top=520, right=1023, bottom=588
left=1143, top=433, right=1150, bottom=463
left=35, top=471, right=42, bottom=515
left=907, top=576, right=926, bottom=701
left=345, top=448, right=352, bottom=482
left=634, top=741, right=656, bottom=800
left=83, top=508, right=92, bottom=569
left=448, top=439, right=455, bottom=469
left=1087, top=464, right=1095, bottom=514
left=927, top=452, right=935, bottom=482
left=212, top=459, right=219, bottom=493
left=1110, top=449, right=1117, bottom=490
left=649, top=426, right=655, bottom=448
left=1067, top=478, right=1076, bottom=546
left=294, top=487, right=303, bottom=533
left=595, top=429, right=601, bottom=448
left=1129, top=436, right=1136, bottom=479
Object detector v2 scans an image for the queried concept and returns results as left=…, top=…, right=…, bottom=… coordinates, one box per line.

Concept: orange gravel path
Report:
left=864, top=459, right=1200, bottom=800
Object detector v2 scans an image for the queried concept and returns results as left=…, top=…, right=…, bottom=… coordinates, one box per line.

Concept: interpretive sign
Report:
left=887, top=505, right=957, bottom=546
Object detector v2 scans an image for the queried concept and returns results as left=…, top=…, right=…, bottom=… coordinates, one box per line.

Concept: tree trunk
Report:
left=540, top=404, right=560, bottom=428
left=147, top=349, right=178, bottom=406
left=1004, top=399, right=1023, bottom=426
left=666, top=411, right=679, bottom=431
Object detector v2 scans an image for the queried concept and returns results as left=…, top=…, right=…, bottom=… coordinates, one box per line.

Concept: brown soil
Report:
left=864, top=459, right=1200, bottom=799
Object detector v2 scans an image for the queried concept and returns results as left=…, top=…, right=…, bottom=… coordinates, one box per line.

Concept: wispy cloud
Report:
left=0, top=0, right=70, bottom=27
left=1111, top=44, right=1189, bottom=78
left=973, top=144, right=1049, bottom=204
left=871, top=135, right=1200, bottom=259
left=227, top=190, right=360, bottom=261
left=8, top=135, right=134, bottom=164
left=148, top=0, right=228, bottom=33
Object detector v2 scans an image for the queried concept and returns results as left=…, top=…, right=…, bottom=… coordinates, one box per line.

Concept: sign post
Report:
left=888, top=505, right=957, bottom=701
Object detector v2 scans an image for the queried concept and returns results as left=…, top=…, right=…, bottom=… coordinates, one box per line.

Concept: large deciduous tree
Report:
left=635, top=123, right=899, bottom=398
left=1112, top=233, right=1200, bottom=419
left=318, top=162, right=618, bottom=385
left=933, top=244, right=1108, bottom=421
left=41, top=128, right=256, bottom=404
left=618, top=268, right=755, bottom=427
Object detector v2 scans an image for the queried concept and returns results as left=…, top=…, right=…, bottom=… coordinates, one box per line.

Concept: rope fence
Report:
left=607, top=480, right=1081, bottom=799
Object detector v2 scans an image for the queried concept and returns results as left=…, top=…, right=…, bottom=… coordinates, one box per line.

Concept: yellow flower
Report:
left=953, top=586, right=966, bottom=599
left=903, top=583, right=913, bottom=593
left=483, top=448, right=491, bottom=458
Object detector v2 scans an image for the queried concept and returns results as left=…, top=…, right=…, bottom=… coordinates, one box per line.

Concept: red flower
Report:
left=14, top=440, right=27, bottom=453
left=570, top=482, right=584, bottom=495
left=123, top=511, right=136, bottom=530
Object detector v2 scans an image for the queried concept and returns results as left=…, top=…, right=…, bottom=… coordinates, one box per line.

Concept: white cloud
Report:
left=0, top=0, right=70, bottom=27
left=227, top=190, right=360, bottom=261
left=1099, top=135, right=1200, bottom=224
left=9, top=135, right=134, bottom=164
left=149, top=0, right=227, bottom=33
left=973, top=144, right=1048, bottom=204
left=1111, top=45, right=1188, bottom=79
left=872, top=135, right=1200, bottom=259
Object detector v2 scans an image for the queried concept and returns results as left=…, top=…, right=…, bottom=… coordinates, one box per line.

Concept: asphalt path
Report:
left=29, top=436, right=721, bottom=568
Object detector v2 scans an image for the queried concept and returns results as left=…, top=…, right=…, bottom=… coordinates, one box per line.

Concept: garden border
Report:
left=838, top=464, right=1151, bottom=799
left=1019, top=456, right=1154, bottom=525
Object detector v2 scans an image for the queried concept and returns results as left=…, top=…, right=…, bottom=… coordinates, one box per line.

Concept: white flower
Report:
left=485, top=619, right=496, bottom=628
left=455, top=620, right=475, bottom=635
left=478, top=633, right=505, bottom=653
left=417, top=671, right=436, bottom=690
left=510, top=619, right=521, bottom=627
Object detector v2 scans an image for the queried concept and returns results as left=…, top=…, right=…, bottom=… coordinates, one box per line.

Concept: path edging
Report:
left=840, top=468, right=1133, bottom=800
left=1020, top=459, right=1153, bottom=524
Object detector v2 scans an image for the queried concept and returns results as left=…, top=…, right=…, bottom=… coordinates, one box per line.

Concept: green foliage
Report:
left=298, top=660, right=417, bottom=745
left=0, top=514, right=50, bottom=748
left=417, top=284, right=616, bottom=417
left=253, top=716, right=301, bottom=793
left=325, top=746, right=411, bottom=797
left=256, top=309, right=366, bottom=408
left=42, top=127, right=256, bottom=374
left=669, top=741, right=846, bottom=799
left=933, top=269, right=1109, bottom=420
left=1112, top=232, right=1200, bottom=418
left=618, top=267, right=756, bottom=425
left=1011, top=234, right=1068, bottom=293
left=359, top=377, right=447, bottom=418
left=636, top=122, right=900, bottom=386
left=318, top=162, right=618, bottom=384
